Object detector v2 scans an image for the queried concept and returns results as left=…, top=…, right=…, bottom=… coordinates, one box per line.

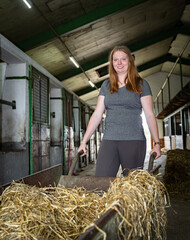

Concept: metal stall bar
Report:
left=181, top=109, right=186, bottom=149
left=62, top=88, right=66, bottom=175
left=29, top=65, right=33, bottom=174
left=161, top=89, right=164, bottom=110
left=179, top=57, right=183, bottom=89
left=39, top=75, right=42, bottom=170
left=168, top=77, right=171, bottom=102
left=68, top=98, right=72, bottom=170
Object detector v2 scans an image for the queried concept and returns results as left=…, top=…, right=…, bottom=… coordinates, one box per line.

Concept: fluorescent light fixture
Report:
left=69, top=56, right=79, bottom=68
left=88, top=80, right=95, bottom=88
left=22, top=0, right=32, bottom=8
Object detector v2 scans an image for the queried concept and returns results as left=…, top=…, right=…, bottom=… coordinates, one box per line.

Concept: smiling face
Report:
left=112, top=50, right=129, bottom=76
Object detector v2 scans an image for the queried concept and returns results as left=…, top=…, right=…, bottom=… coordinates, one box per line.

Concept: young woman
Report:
left=78, top=46, right=161, bottom=177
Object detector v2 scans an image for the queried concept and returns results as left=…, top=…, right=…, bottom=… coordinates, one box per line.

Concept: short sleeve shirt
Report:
left=99, top=79, right=152, bottom=140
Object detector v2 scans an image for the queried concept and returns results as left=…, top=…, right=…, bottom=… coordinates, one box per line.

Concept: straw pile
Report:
left=0, top=183, right=104, bottom=239
left=0, top=170, right=167, bottom=240
left=104, top=170, right=168, bottom=240
left=163, top=149, right=190, bottom=196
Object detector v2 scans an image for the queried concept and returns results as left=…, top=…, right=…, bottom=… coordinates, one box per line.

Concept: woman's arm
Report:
left=78, top=95, right=105, bottom=156
left=141, top=95, right=161, bottom=159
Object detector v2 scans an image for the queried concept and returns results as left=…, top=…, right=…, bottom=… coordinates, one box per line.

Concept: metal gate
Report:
left=32, top=68, right=50, bottom=173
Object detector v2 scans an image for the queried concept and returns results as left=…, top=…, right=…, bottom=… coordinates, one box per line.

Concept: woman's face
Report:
left=112, top=50, right=129, bottom=75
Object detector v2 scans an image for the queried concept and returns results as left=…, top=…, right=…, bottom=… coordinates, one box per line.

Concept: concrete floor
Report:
left=77, top=153, right=167, bottom=177
left=76, top=153, right=190, bottom=240
left=166, top=195, right=190, bottom=240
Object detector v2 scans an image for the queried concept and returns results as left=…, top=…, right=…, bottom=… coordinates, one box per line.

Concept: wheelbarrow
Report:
left=58, top=151, right=161, bottom=191
left=0, top=151, right=161, bottom=194
left=0, top=152, right=162, bottom=240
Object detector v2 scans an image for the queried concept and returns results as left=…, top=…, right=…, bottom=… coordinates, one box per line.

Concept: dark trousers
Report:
left=95, top=140, right=146, bottom=177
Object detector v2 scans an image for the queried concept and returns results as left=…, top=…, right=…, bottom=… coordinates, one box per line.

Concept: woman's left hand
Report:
left=150, top=144, right=161, bottom=159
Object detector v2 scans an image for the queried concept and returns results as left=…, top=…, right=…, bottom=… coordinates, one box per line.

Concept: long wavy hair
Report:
left=109, top=46, right=142, bottom=94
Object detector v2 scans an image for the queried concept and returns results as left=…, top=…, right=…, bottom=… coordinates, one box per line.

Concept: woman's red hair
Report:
left=109, top=46, right=142, bottom=94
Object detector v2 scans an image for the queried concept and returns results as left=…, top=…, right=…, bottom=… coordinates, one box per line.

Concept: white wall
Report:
left=1, top=63, right=28, bottom=143
left=0, top=63, right=7, bottom=98
left=146, top=71, right=190, bottom=103
left=50, top=88, right=63, bottom=143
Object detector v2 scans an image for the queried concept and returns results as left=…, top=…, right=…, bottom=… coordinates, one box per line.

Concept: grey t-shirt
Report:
left=99, top=79, right=152, bottom=140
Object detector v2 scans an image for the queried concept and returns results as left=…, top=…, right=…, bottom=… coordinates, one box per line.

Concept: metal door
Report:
left=32, top=68, right=50, bottom=173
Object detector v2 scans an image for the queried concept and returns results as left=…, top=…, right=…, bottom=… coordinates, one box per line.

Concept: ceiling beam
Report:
left=75, top=81, right=104, bottom=96
left=16, top=0, right=147, bottom=51
left=57, top=26, right=190, bottom=81
left=75, top=54, right=190, bottom=96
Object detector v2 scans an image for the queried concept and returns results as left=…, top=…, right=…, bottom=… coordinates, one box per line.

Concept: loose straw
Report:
left=0, top=170, right=168, bottom=239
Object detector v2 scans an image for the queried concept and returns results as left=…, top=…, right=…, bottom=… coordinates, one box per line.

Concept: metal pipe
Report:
left=181, top=110, right=186, bottom=149
left=161, top=89, right=164, bottom=110
left=68, top=99, right=72, bottom=170
left=157, top=98, right=159, bottom=115
left=39, top=76, right=42, bottom=171
left=179, top=57, right=183, bottom=89
left=79, top=101, right=82, bottom=168
left=173, top=115, right=177, bottom=135
left=29, top=65, right=33, bottom=174
left=168, top=77, right=171, bottom=102
left=62, top=88, right=66, bottom=175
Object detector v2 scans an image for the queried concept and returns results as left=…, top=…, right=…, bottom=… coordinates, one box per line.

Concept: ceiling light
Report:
left=22, top=0, right=32, bottom=8
left=88, top=80, right=95, bottom=88
left=69, top=56, right=79, bottom=68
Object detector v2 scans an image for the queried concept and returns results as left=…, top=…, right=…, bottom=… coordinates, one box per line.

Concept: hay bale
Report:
left=0, top=170, right=167, bottom=239
left=163, top=149, right=190, bottom=196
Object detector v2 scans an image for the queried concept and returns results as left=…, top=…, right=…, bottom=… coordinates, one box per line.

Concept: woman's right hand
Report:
left=77, top=142, right=87, bottom=156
